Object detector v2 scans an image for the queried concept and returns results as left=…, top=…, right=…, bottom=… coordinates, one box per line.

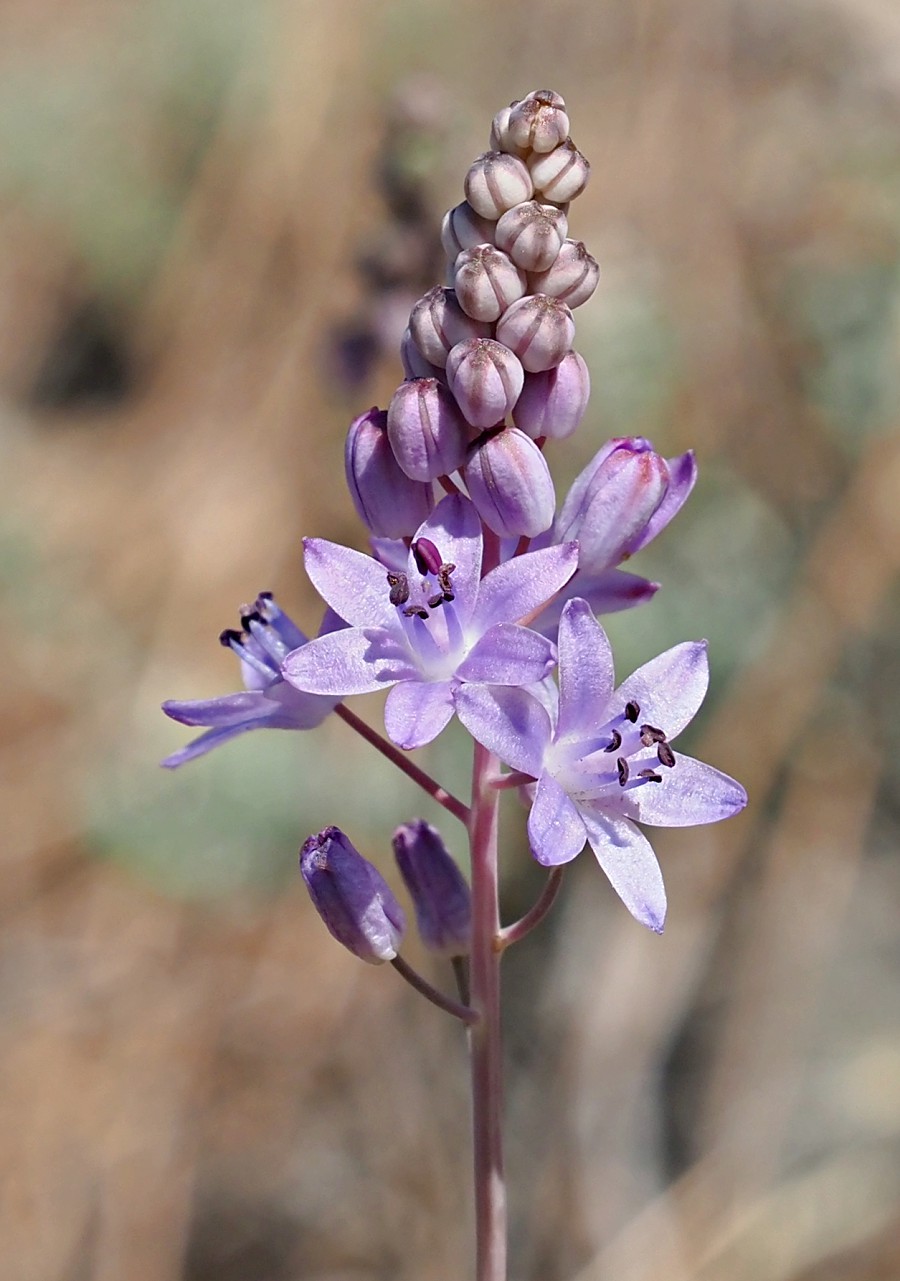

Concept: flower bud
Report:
left=441, top=201, right=497, bottom=258
left=494, top=201, right=568, bottom=273
left=408, top=286, right=492, bottom=368
left=400, top=328, right=444, bottom=381
left=451, top=244, right=528, bottom=323
left=300, top=827, right=405, bottom=965
left=489, top=103, right=528, bottom=157
left=345, top=408, right=435, bottom=538
left=512, top=351, right=590, bottom=440
left=463, top=427, right=556, bottom=537
left=506, top=90, right=569, bottom=154
left=495, top=294, right=575, bottom=372
left=464, top=151, right=533, bottom=220
left=387, top=377, right=473, bottom=481
left=528, top=239, right=600, bottom=309
left=392, top=820, right=471, bottom=957
left=446, top=338, right=524, bottom=430
left=528, top=139, right=591, bottom=203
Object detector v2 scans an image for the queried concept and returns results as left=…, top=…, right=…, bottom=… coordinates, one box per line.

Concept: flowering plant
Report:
left=162, top=89, right=746, bottom=1281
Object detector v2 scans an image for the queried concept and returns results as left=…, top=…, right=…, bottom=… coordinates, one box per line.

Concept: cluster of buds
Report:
left=346, top=89, right=597, bottom=541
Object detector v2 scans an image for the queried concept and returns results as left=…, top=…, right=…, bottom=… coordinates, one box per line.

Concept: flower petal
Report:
left=283, top=628, right=416, bottom=695
left=629, top=450, right=697, bottom=554
left=581, top=809, right=667, bottom=932
left=456, top=623, right=556, bottom=686
left=161, top=714, right=293, bottom=768
left=454, top=684, right=550, bottom=777
left=412, top=493, right=482, bottom=624
left=471, top=541, right=578, bottom=632
left=533, top=569, right=659, bottom=636
left=303, top=539, right=396, bottom=629
left=384, top=679, right=455, bottom=749
left=608, top=754, right=748, bottom=827
left=527, top=773, right=586, bottom=866
left=162, top=691, right=274, bottom=727
left=614, top=640, right=709, bottom=741
left=555, top=599, right=616, bottom=741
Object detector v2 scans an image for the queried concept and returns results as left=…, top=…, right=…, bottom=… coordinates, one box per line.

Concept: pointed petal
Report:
left=283, top=628, right=416, bottom=695
left=629, top=450, right=697, bottom=554
left=456, top=623, right=557, bottom=686
left=162, top=691, right=273, bottom=727
left=161, top=714, right=290, bottom=768
left=533, top=569, right=659, bottom=637
left=454, top=684, right=550, bottom=776
left=414, top=493, right=482, bottom=624
left=527, top=774, right=586, bottom=866
left=608, top=754, right=748, bottom=827
left=555, top=599, right=616, bottom=740
left=614, top=641, right=709, bottom=741
left=304, top=539, right=396, bottom=629
left=581, top=809, right=667, bottom=932
left=471, top=541, right=578, bottom=631
left=384, top=680, right=455, bottom=749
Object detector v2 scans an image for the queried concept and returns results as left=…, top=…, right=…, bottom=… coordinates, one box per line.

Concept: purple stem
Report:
left=390, top=956, right=479, bottom=1025
left=336, top=704, right=470, bottom=826
left=498, top=868, right=565, bottom=948
left=468, top=739, right=506, bottom=1281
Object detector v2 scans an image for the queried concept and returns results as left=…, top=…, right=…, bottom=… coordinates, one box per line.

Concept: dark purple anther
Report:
left=603, top=728, right=622, bottom=753
left=617, top=757, right=630, bottom=787
left=640, top=724, right=667, bottom=746
left=625, top=700, right=640, bottom=723
left=657, top=742, right=676, bottom=769
left=387, top=572, right=410, bottom=606
left=413, top=537, right=443, bottom=576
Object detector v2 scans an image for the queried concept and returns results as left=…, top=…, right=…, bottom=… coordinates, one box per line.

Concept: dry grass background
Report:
left=2, top=0, right=900, bottom=1277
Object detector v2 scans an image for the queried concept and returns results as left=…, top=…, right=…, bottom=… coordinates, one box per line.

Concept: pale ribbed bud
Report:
left=400, top=328, right=444, bottom=381
left=387, top=377, right=473, bottom=481
left=495, top=294, right=575, bottom=372
left=408, top=287, right=492, bottom=368
left=494, top=201, right=568, bottom=273
left=512, top=352, right=591, bottom=441
left=464, top=151, right=533, bottom=220
left=446, top=338, right=524, bottom=430
left=489, top=103, right=528, bottom=157
left=452, top=244, right=528, bottom=323
left=528, top=239, right=600, bottom=309
left=345, top=408, right=435, bottom=537
left=440, top=201, right=497, bottom=259
left=506, top=90, right=569, bottom=154
left=463, top=427, right=556, bottom=537
left=528, top=139, right=591, bottom=203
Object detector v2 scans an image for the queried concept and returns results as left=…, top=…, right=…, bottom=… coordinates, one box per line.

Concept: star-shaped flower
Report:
left=283, top=493, right=578, bottom=750
left=456, top=597, right=747, bottom=931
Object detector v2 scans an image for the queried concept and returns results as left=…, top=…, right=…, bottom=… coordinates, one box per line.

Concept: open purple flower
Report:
left=161, top=593, right=339, bottom=767
left=456, top=597, right=747, bottom=932
left=283, top=493, right=578, bottom=751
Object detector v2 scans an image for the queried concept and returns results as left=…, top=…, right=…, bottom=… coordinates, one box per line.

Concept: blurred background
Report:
left=2, top=0, right=900, bottom=1277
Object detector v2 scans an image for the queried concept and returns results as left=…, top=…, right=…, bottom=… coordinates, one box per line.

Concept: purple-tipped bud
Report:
left=489, top=103, right=529, bottom=157
left=446, top=338, right=525, bottom=430
left=392, top=820, right=472, bottom=957
left=464, top=151, right=533, bottom=220
left=345, top=408, right=435, bottom=538
left=300, top=827, right=406, bottom=965
left=441, top=201, right=497, bottom=259
left=495, top=294, right=575, bottom=372
left=512, top=351, right=591, bottom=440
left=506, top=90, right=570, bottom=154
left=451, top=244, right=528, bottom=323
left=494, top=201, right=568, bottom=273
left=463, top=427, right=556, bottom=537
left=387, top=377, right=473, bottom=481
left=528, top=139, right=591, bottom=203
left=528, top=239, right=600, bottom=309
left=408, top=286, right=492, bottom=368
left=400, top=328, right=445, bottom=381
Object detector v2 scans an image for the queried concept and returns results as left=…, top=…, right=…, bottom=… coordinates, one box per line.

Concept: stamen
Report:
left=637, top=768, right=662, bottom=783
left=219, top=628, right=242, bottom=648
left=437, top=564, right=456, bottom=600
left=257, top=590, right=274, bottom=601
left=657, top=741, right=676, bottom=769
left=625, top=700, right=640, bottom=723
left=427, top=593, right=445, bottom=609
left=640, top=724, right=666, bottom=746
left=603, top=728, right=622, bottom=753
left=616, top=757, right=629, bottom=787
left=387, top=572, right=410, bottom=606
left=240, top=610, right=262, bottom=630
left=413, top=538, right=443, bottom=576
left=403, top=605, right=429, bottom=620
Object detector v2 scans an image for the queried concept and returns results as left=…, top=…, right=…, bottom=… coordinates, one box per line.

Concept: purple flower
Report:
left=161, top=593, right=339, bottom=767
left=301, top=827, right=406, bottom=964
left=456, top=598, right=747, bottom=932
left=283, top=492, right=578, bottom=751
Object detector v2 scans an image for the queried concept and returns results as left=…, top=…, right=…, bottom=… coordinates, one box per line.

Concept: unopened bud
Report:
left=392, top=820, right=471, bottom=957
left=464, top=151, right=533, bottom=220
left=300, top=827, right=406, bottom=965
left=528, top=139, right=591, bottom=203
left=345, top=408, right=435, bottom=538
left=528, top=239, right=600, bottom=309
left=495, top=294, right=575, bottom=372
left=452, top=244, right=528, bottom=323
left=441, top=201, right=498, bottom=258
left=408, top=287, right=492, bottom=369
left=463, top=427, right=556, bottom=537
left=512, top=351, right=591, bottom=440
left=494, top=201, right=568, bottom=273
left=506, top=90, right=570, bottom=154
left=489, top=103, right=528, bottom=157
left=387, top=377, right=473, bottom=481
left=446, top=338, right=524, bottom=430
left=400, top=328, right=444, bottom=381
